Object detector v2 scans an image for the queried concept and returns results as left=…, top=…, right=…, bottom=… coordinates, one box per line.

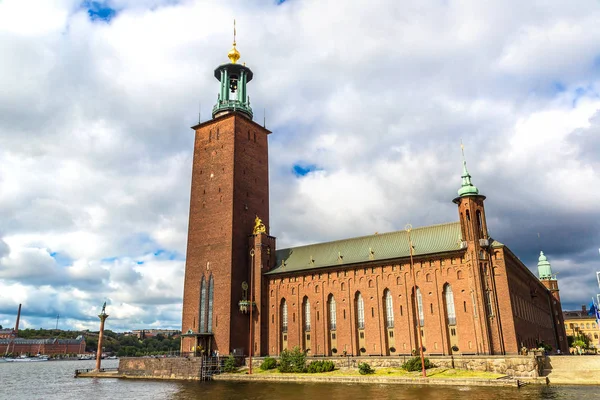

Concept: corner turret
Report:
left=537, top=251, right=553, bottom=280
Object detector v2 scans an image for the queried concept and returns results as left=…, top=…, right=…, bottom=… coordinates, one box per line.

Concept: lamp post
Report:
left=95, top=302, right=109, bottom=372
left=406, top=224, right=426, bottom=378
left=248, top=248, right=255, bottom=374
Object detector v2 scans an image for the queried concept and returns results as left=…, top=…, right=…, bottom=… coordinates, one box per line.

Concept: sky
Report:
left=1, top=0, right=599, bottom=332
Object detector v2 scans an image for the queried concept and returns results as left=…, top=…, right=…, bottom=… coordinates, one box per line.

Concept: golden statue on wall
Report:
left=253, top=215, right=266, bottom=235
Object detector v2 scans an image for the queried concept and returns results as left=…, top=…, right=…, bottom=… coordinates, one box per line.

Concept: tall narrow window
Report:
left=465, top=210, right=471, bottom=239
left=485, top=291, right=494, bottom=317
left=476, top=210, right=483, bottom=237
left=357, top=292, right=365, bottom=329
left=329, top=295, right=337, bottom=330
left=199, top=276, right=207, bottom=333
left=416, top=288, right=424, bottom=327
left=304, top=298, right=311, bottom=331
left=385, top=290, right=394, bottom=328
left=444, top=284, right=456, bottom=325
left=207, top=275, right=214, bottom=333
left=282, top=299, right=288, bottom=333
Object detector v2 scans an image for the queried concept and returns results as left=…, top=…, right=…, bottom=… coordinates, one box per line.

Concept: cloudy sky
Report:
left=1, top=0, right=599, bottom=332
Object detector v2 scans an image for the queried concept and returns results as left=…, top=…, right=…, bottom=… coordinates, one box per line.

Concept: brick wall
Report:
left=181, top=112, right=271, bottom=356
left=118, top=357, right=203, bottom=380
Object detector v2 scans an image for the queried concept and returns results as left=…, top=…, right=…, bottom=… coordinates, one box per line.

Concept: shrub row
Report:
left=401, top=356, right=434, bottom=372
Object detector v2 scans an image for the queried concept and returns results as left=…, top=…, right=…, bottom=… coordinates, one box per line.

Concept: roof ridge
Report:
left=277, top=221, right=460, bottom=252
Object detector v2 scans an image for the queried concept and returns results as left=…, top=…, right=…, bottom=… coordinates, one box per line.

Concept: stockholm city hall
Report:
left=180, top=32, right=569, bottom=358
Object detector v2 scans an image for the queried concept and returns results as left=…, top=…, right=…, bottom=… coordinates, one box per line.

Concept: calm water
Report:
left=0, top=359, right=597, bottom=400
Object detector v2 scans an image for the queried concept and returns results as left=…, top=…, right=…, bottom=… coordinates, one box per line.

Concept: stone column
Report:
left=95, top=304, right=109, bottom=371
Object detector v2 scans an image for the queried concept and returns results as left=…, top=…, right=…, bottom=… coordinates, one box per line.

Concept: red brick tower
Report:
left=181, top=34, right=271, bottom=356
left=537, top=252, right=569, bottom=353
left=452, top=147, right=501, bottom=354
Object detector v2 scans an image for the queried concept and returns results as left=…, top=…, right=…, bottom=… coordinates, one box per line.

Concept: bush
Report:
left=260, top=357, right=278, bottom=370
left=306, top=360, right=335, bottom=373
left=278, top=346, right=306, bottom=373
left=401, top=356, right=434, bottom=372
left=358, top=362, right=375, bottom=375
left=223, top=355, right=238, bottom=373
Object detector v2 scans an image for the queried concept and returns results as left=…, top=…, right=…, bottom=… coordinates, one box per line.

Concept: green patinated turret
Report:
left=457, top=145, right=480, bottom=197
left=537, top=251, right=553, bottom=280
left=212, top=23, right=253, bottom=120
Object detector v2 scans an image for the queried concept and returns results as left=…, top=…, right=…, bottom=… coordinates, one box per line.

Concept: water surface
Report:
left=0, top=359, right=595, bottom=399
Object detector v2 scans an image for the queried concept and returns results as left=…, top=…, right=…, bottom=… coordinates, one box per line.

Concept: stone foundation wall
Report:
left=247, top=355, right=540, bottom=378
left=118, top=357, right=203, bottom=380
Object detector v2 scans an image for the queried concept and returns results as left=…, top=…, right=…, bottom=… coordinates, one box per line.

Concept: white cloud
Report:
left=1, top=0, right=599, bottom=331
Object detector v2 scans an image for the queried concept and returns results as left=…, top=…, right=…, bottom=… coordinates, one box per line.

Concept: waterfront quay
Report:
left=74, top=354, right=600, bottom=387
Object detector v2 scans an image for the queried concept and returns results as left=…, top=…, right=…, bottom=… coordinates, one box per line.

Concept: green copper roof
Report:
left=537, top=251, right=553, bottom=279
left=457, top=159, right=480, bottom=197
left=268, top=222, right=464, bottom=275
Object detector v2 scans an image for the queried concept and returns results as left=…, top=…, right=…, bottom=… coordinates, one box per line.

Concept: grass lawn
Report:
left=237, top=367, right=505, bottom=379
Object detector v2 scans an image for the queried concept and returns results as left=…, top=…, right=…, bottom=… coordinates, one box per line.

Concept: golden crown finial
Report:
left=228, top=19, right=240, bottom=64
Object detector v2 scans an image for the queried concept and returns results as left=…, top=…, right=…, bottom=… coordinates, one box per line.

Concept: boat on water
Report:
left=5, top=355, right=49, bottom=362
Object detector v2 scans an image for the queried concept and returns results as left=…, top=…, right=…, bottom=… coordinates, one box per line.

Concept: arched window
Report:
left=207, top=275, right=214, bottom=333
left=457, top=270, right=464, bottom=280
left=444, top=284, right=456, bottom=325
left=357, top=293, right=365, bottom=329
left=304, top=297, right=311, bottom=331
left=199, top=276, right=207, bottom=333
left=416, top=288, right=424, bottom=327
left=476, top=210, right=484, bottom=237
left=328, top=295, right=337, bottom=330
left=385, top=290, right=394, bottom=328
left=282, top=299, right=288, bottom=332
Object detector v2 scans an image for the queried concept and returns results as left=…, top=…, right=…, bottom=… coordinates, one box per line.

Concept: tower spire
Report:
left=213, top=20, right=253, bottom=119
left=228, top=19, right=240, bottom=64
left=457, top=141, right=480, bottom=197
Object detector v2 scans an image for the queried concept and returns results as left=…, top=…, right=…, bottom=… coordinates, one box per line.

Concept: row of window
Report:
left=568, top=322, right=598, bottom=330
left=279, top=285, right=459, bottom=332
left=512, top=293, right=552, bottom=329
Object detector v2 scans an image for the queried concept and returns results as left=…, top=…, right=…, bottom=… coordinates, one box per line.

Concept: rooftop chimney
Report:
left=582, top=305, right=587, bottom=314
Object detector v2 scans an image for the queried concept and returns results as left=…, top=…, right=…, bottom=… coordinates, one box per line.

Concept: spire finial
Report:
left=228, top=19, right=240, bottom=64
left=457, top=140, right=480, bottom=197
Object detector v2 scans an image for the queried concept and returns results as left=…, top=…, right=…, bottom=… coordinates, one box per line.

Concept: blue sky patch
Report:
left=49, top=251, right=74, bottom=267
left=84, top=1, right=117, bottom=22
left=153, top=249, right=182, bottom=261
left=276, top=0, right=288, bottom=4
left=293, top=163, right=320, bottom=177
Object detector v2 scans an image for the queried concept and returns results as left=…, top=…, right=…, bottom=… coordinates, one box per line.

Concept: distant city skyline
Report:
left=1, top=0, right=600, bottom=331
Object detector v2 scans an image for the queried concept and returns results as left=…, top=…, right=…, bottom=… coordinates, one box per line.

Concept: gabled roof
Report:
left=268, top=221, right=464, bottom=275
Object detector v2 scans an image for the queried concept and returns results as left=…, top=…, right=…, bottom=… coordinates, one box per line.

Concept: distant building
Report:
left=130, top=329, right=180, bottom=339
left=0, top=336, right=86, bottom=356
left=0, top=329, right=13, bottom=339
left=180, top=40, right=569, bottom=357
left=563, top=306, right=600, bottom=347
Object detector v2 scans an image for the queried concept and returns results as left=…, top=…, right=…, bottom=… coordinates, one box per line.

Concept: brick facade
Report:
left=180, top=60, right=568, bottom=358
left=181, top=112, right=270, bottom=355
left=0, top=337, right=86, bottom=355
